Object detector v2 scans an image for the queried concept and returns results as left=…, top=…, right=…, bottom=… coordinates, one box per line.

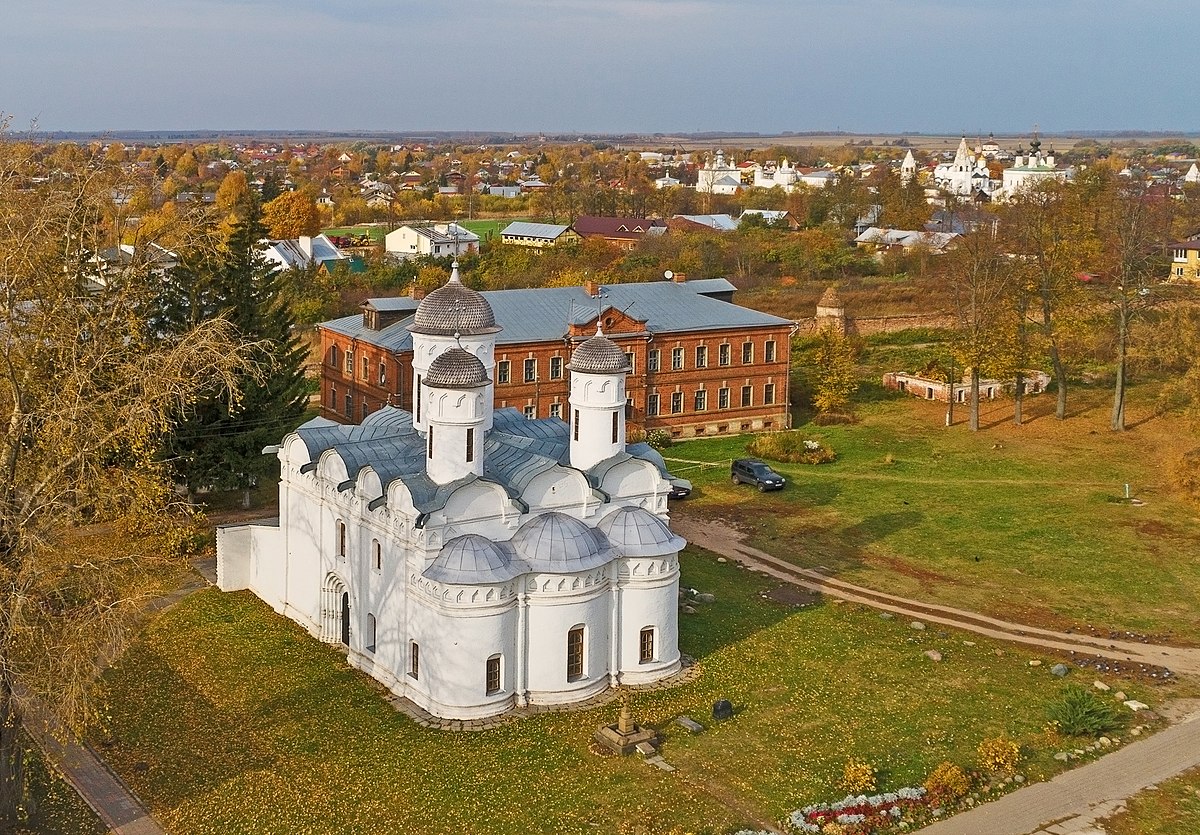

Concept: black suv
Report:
left=730, top=458, right=786, bottom=491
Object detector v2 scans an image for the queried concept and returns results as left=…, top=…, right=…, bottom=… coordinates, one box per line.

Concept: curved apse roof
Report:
left=511, top=511, right=614, bottom=573
left=423, top=534, right=527, bottom=584
left=597, top=506, right=686, bottom=557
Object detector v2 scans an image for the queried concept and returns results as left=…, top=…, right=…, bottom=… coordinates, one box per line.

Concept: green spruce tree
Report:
left=160, top=203, right=309, bottom=505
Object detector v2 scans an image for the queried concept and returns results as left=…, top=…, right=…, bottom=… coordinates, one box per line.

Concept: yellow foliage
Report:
left=923, top=761, right=970, bottom=803
left=839, top=757, right=876, bottom=794
left=977, top=735, right=1021, bottom=773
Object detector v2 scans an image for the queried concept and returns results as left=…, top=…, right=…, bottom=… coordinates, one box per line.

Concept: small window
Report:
left=611, top=411, right=619, bottom=443
left=647, top=393, right=660, bottom=416
left=427, top=426, right=434, bottom=458
left=742, top=342, right=753, bottom=364
left=329, top=385, right=337, bottom=409
left=639, top=627, right=655, bottom=663
left=378, top=361, right=387, bottom=386
left=345, top=350, right=354, bottom=373
left=410, top=642, right=419, bottom=678
left=647, top=349, right=660, bottom=372
left=549, top=402, right=562, bottom=419
left=361, top=355, right=370, bottom=379
left=523, top=405, right=535, bottom=419
left=328, top=344, right=341, bottom=367
left=362, top=399, right=370, bottom=421
left=549, top=356, right=563, bottom=379
left=718, top=387, right=730, bottom=409
left=764, top=383, right=776, bottom=405
left=573, top=409, right=580, bottom=441
left=497, top=360, right=511, bottom=384
left=344, top=393, right=353, bottom=417
left=524, top=358, right=537, bottom=383
left=671, top=347, right=684, bottom=371
left=566, top=626, right=584, bottom=681
left=765, top=340, right=777, bottom=363
left=625, top=352, right=635, bottom=373
left=695, top=345, right=708, bottom=368
left=336, top=520, right=346, bottom=557
left=486, top=655, right=501, bottom=695
left=718, top=344, right=731, bottom=366
left=694, top=389, right=707, bottom=411
left=671, top=391, right=683, bottom=414
left=366, top=614, right=377, bottom=653
left=741, top=385, right=753, bottom=407
left=372, top=540, right=382, bottom=571
left=415, top=375, right=422, bottom=422
left=466, top=427, right=474, bottom=461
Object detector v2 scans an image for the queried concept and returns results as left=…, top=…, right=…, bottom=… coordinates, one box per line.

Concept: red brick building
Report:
left=319, top=275, right=793, bottom=438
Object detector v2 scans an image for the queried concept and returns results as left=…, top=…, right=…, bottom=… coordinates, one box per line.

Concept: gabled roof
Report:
left=573, top=215, right=667, bottom=240
left=501, top=221, right=572, bottom=240
left=673, top=214, right=738, bottom=231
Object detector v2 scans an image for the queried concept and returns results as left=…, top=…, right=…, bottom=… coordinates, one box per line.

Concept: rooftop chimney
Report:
left=410, top=284, right=427, bottom=301
left=298, top=235, right=313, bottom=259
left=671, top=272, right=687, bottom=283
left=584, top=279, right=601, bottom=298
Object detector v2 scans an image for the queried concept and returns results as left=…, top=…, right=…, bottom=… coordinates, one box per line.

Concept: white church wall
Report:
left=524, top=579, right=611, bottom=704
left=617, top=559, right=682, bottom=684
left=215, top=524, right=253, bottom=591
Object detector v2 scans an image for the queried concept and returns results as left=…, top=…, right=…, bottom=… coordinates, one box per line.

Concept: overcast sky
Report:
left=1, top=0, right=1193, bottom=134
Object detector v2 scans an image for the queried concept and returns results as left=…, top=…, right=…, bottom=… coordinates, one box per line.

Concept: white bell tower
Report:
left=422, top=348, right=490, bottom=484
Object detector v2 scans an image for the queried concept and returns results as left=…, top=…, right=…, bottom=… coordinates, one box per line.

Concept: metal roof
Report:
left=501, top=221, right=571, bottom=239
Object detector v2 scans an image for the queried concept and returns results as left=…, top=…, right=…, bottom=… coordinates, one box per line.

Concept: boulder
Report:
left=1051, top=663, right=1069, bottom=677
left=910, top=621, right=926, bottom=631
left=1094, top=680, right=1111, bottom=692
left=924, top=650, right=943, bottom=662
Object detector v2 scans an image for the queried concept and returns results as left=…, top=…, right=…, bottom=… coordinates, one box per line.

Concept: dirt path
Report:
left=671, top=513, right=1200, bottom=677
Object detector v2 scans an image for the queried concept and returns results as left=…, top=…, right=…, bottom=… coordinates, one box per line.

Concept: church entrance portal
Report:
left=340, top=592, right=350, bottom=645
left=321, top=574, right=350, bottom=646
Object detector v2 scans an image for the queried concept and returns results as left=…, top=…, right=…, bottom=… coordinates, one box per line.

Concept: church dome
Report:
left=423, top=534, right=524, bottom=584
left=512, top=512, right=614, bottom=573
left=410, top=264, right=500, bottom=336
left=425, top=348, right=489, bottom=389
left=597, top=507, right=686, bottom=558
left=569, top=331, right=630, bottom=375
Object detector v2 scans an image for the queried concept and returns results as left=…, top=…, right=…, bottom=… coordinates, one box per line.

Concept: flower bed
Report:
left=788, top=787, right=929, bottom=834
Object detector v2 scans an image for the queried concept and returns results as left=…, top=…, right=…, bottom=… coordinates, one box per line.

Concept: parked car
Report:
left=730, top=458, right=786, bottom=491
left=668, top=476, right=692, bottom=500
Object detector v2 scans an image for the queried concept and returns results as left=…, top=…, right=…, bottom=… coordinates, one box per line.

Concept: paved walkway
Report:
left=670, top=515, right=1200, bottom=676
left=918, top=708, right=1200, bottom=834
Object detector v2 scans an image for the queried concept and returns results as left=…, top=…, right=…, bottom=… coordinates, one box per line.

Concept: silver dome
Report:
left=569, top=332, right=630, bottom=374
left=425, top=348, right=489, bottom=389
left=597, top=507, right=686, bottom=557
left=511, top=512, right=614, bottom=573
left=423, top=534, right=525, bottom=584
left=409, top=266, right=500, bottom=336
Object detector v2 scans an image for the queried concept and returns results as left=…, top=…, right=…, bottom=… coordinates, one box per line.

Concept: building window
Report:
left=336, top=520, right=346, bottom=558
left=611, top=411, right=619, bottom=443
left=647, top=349, right=660, bottom=372
left=625, top=352, right=635, bottom=373
left=497, top=360, right=511, bottom=384
left=466, top=427, right=474, bottom=462
left=366, top=614, right=377, bottom=653
left=361, top=355, right=370, bottom=379
left=524, top=358, right=537, bottom=383
left=409, top=642, right=419, bottom=679
left=764, top=383, right=776, bottom=405
left=694, top=389, right=707, bottom=411
left=361, top=399, right=370, bottom=421
left=671, top=347, right=684, bottom=371
left=566, top=625, right=584, bottom=681
left=549, top=356, right=563, bottom=379
left=486, top=655, right=502, bottom=695
left=718, top=387, right=730, bottom=409
left=345, top=350, right=354, bottom=373
left=639, top=627, right=655, bottom=663
left=719, top=343, right=731, bottom=366
left=742, top=342, right=753, bottom=364
left=328, top=345, right=341, bottom=367
left=670, top=391, right=683, bottom=414
left=695, top=345, right=708, bottom=368
left=741, top=385, right=753, bottom=407
left=415, top=375, right=422, bottom=422
left=378, top=361, right=387, bottom=386
left=765, top=340, right=777, bottom=363
left=573, top=409, right=580, bottom=441
left=372, top=540, right=382, bottom=571
left=550, top=402, right=562, bottom=419
left=427, top=426, right=434, bottom=458
left=523, top=405, right=535, bottom=419
left=344, top=393, right=353, bottom=417
left=647, top=393, right=659, bottom=416
left=329, top=385, right=337, bottom=409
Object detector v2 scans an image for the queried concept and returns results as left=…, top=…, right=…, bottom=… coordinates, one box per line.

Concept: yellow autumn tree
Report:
left=262, top=189, right=321, bottom=238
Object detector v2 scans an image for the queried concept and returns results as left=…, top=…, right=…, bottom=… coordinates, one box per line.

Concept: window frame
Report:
left=486, top=655, right=502, bottom=695
left=409, top=641, right=419, bottom=679
left=718, top=387, right=730, bottom=409
left=695, top=345, right=708, bottom=368
left=741, top=341, right=754, bottom=364
left=639, top=627, right=655, bottom=664
left=694, top=389, right=707, bottom=412
left=566, top=625, right=585, bottom=681
left=741, top=385, right=753, bottom=407
left=549, top=355, right=563, bottom=380
left=646, top=393, right=659, bottom=417
left=718, top=343, right=731, bottom=366
left=523, top=357, right=537, bottom=383
left=670, top=391, right=683, bottom=414
left=671, top=347, right=684, bottom=371
left=497, top=360, right=511, bottom=384
left=647, top=349, right=661, bottom=372
left=764, top=383, right=776, bottom=405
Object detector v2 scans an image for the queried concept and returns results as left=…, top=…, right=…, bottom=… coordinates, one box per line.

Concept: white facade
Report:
left=998, top=140, right=1071, bottom=199
left=384, top=222, right=480, bottom=259
left=218, top=271, right=684, bottom=721
left=933, top=137, right=998, bottom=197
left=695, top=150, right=742, bottom=194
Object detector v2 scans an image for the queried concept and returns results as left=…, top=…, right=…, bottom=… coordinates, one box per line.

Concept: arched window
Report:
left=566, top=625, right=585, bottom=681
left=486, top=654, right=502, bottom=695
left=335, top=520, right=346, bottom=558
left=466, top=427, right=474, bottom=463
left=639, top=627, right=655, bottom=663
left=328, top=344, right=341, bottom=368
left=409, top=642, right=420, bottom=679
left=371, top=540, right=382, bottom=572
left=366, top=614, right=377, bottom=653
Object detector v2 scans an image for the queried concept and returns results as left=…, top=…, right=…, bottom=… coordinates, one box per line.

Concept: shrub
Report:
left=839, top=757, right=876, bottom=794
left=923, top=761, right=970, bottom=803
left=745, top=431, right=836, bottom=464
left=1045, top=685, right=1126, bottom=737
left=976, top=736, right=1020, bottom=774
left=644, top=429, right=672, bottom=450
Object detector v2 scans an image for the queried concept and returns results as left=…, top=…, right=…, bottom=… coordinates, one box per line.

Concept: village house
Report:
left=260, top=234, right=348, bottom=272
left=572, top=216, right=667, bottom=251
left=318, top=272, right=793, bottom=438
left=1169, top=234, right=1200, bottom=283
left=500, top=221, right=580, bottom=249
left=384, top=222, right=480, bottom=260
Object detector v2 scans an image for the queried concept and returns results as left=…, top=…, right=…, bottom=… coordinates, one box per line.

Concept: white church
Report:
left=216, top=265, right=685, bottom=721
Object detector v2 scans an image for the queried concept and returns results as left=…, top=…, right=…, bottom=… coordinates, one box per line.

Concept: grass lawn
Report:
left=321, top=225, right=387, bottom=244
left=668, top=383, right=1200, bottom=642
left=21, top=738, right=106, bottom=835
left=1103, top=767, right=1200, bottom=835
left=460, top=218, right=532, bottom=241
left=95, top=549, right=1179, bottom=835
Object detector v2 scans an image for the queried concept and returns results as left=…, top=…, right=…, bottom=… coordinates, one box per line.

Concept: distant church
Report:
left=217, top=264, right=684, bottom=720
